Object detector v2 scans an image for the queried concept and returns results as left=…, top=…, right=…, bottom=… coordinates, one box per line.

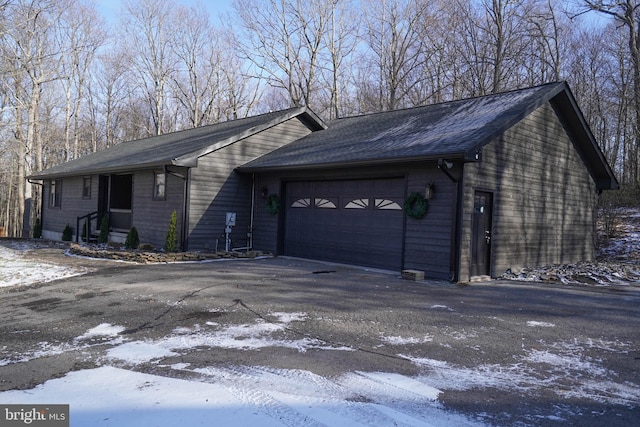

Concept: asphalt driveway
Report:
left=1, top=254, right=639, bottom=426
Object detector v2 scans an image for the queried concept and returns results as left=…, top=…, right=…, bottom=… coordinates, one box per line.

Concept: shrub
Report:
left=98, top=215, right=109, bottom=244
left=62, top=224, right=73, bottom=241
left=33, top=218, right=42, bottom=239
left=164, top=210, right=177, bottom=252
left=125, top=226, right=140, bottom=249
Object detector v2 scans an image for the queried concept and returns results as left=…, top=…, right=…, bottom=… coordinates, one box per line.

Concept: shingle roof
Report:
left=239, top=82, right=617, bottom=190
left=28, top=107, right=325, bottom=179
left=240, top=83, right=566, bottom=171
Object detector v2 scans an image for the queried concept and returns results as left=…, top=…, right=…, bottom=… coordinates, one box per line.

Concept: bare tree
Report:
left=169, top=4, right=223, bottom=128
left=577, top=1, right=640, bottom=182
left=57, top=1, right=105, bottom=160
left=234, top=0, right=329, bottom=110
left=120, top=0, right=178, bottom=136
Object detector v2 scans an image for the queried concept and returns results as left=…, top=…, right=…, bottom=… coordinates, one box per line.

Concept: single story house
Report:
left=28, top=81, right=618, bottom=282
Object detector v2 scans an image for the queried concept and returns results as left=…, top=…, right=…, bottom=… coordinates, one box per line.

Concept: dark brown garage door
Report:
left=284, top=179, right=405, bottom=270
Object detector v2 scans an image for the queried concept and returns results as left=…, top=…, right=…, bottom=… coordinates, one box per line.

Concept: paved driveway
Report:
left=1, top=254, right=639, bottom=426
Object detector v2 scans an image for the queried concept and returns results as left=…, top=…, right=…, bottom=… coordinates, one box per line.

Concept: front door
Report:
left=471, top=191, right=493, bottom=277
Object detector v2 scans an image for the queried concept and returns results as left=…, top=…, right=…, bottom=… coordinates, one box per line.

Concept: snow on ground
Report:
left=1, top=319, right=485, bottom=427
left=499, top=208, right=640, bottom=286
left=3, top=316, right=639, bottom=425
left=0, top=244, right=88, bottom=288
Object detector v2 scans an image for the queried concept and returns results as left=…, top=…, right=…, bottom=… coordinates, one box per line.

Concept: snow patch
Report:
left=75, top=323, right=126, bottom=342
left=526, top=321, right=555, bottom=328
left=381, top=334, right=433, bottom=345
left=107, top=341, right=178, bottom=364
left=0, top=246, right=87, bottom=288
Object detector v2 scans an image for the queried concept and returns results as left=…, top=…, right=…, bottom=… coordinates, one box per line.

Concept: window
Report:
left=49, top=179, right=62, bottom=208
left=153, top=171, right=166, bottom=200
left=82, top=177, right=91, bottom=199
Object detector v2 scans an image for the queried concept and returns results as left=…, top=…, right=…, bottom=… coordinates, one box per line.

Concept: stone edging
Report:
left=68, top=243, right=271, bottom=264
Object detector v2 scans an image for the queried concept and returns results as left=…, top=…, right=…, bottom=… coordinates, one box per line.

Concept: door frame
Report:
left=470, top=190, right=493, bottom=277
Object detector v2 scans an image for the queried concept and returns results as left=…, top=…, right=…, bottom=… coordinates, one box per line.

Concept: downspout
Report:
left=437, top=159, right=462, bottom=282
left=165, top=166, right=189, bottom=251
left=249, top=174, right=255, bottom=250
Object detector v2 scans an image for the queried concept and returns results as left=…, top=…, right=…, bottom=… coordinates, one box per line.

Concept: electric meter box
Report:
left=226, top=212, right=236, bottom=227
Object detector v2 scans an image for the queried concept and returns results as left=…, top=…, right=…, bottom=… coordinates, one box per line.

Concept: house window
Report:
left=153, top=171, right=166, bottom=200
left=49, top=179, right=62, bottom=208
left=82, top=177, right=91, bottom=199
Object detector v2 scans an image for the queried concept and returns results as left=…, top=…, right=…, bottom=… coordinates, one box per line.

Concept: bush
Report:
left=597, top=183, right=640, bottom=239
left=33, top=218, right=42, bottom=239
left=98, top=215, right=109, bottom=244
left=125, top=226, right=140, bottom=249
left=62, top=224, right=73, bottom=241
left=164, top=210, right=177, bottom=252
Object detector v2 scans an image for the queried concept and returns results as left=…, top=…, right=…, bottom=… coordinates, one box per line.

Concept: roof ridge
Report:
left=331, top=81, right=565, bottom=123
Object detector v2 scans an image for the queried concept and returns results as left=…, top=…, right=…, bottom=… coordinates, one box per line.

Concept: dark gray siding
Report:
left=131, top=168, right=186, bottom=249
left=459, top=103, right=597, bottom=281
left=403, top=165, right=458, bottom=280
left=42, top=175, right=98, bottom=240
left=252, top=163, right=457, bottom=280
left=187, top=118, right=313, bottom=251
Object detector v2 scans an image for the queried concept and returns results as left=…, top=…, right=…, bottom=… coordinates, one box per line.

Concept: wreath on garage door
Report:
left=266, top=193, right=281, bottom=215
left=403, top=192, right=428, bottom=219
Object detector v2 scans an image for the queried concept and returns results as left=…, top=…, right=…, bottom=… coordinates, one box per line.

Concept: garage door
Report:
left=284, top=179, right=405, bottom=270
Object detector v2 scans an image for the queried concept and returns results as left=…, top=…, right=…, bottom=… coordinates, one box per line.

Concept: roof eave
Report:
left=549, top=85, right=619, bottom=190
left=237, top=153, right=468, bottom=173
left=27, top=160, right=184, bottom=180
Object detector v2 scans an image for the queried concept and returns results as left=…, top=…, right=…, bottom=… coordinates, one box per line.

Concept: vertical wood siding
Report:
left=459, top=103, right=597, bottom=281
left=42, top=176, right=98, bottom=240
left=131, top=168, right=186, bottom=249
left=187, top=118, right=313, bottom=251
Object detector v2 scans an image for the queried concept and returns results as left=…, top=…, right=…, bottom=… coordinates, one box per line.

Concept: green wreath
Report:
left=403, top=192, right=428, bottom=219
left=265, top=193, right=281, bottom=215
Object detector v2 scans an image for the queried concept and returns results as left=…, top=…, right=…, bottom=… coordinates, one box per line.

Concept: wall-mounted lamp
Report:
left=438, top=159, right=453, bottom=169
left=260, top=186, right=269, bottom=199
left=424, top=182, right=434, bottom=200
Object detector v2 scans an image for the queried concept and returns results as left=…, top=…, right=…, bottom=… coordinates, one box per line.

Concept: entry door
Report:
left=471, top=191, right=493, bottom=277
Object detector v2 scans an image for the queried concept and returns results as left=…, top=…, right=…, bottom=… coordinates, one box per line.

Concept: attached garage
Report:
left=283, top=179, right=405, bottom=270
left=240, top=82, right=618, bottom=282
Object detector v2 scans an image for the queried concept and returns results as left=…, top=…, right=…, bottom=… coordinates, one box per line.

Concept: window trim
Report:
left=49, top=179, right=62, bottom=208
left=82, top=176, right=92, bottom=199
left=153, top=170, right=166, bottom=200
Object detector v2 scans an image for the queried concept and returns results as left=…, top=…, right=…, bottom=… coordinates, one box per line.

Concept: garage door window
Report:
left=375, top=199, right=402, bottom=210
left=291, top=198, right=311, bottom=208
left=315, top=198, right=337, bottom=208
left=345, top=198, right=369, bottom=209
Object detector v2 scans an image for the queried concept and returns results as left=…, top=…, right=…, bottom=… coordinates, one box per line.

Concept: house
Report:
left=28, top=82, right=617, bottom=282
left=28, top=108, right=326, bottom=252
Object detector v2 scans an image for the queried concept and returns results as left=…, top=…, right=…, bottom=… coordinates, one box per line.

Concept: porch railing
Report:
left=76, top=211, right=98, bottom=243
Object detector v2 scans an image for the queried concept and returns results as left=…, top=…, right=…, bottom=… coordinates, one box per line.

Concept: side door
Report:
left=470, top=191, right=493, bottom=277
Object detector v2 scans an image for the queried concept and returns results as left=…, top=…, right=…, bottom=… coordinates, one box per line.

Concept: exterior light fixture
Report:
left=260, top=186, right=269, bottom=198
left=424, top=182, right=434, bottom=200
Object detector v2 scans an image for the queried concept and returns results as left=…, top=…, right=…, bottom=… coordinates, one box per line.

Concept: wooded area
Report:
left=0, top=0, right=638, bottom=238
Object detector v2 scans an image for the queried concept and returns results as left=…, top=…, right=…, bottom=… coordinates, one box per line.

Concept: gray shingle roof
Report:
left=28, top=107, right=325, bottom=179
left=240, top=83, right=567, bottom=171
